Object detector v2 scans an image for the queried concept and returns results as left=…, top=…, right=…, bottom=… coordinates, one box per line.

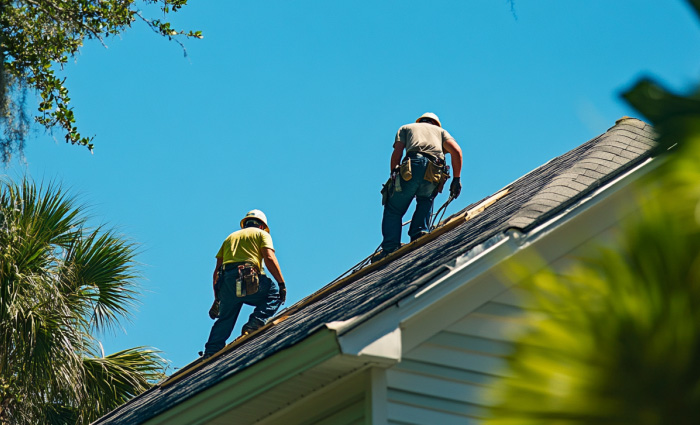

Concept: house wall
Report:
left=385, top=289, right=526, bottom=425
left=383, top=227, right=625, bottom=425
left=382, top=164, right=651, bottom=424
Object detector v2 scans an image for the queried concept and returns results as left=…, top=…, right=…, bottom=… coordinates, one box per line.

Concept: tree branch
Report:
left=21, top=0, right=108, bottom=47
left=134, top=10, right=188, bottom=57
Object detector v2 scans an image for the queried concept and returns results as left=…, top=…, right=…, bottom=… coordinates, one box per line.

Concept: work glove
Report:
left=208, top=299, right=220, bottom=320
left=450, top=177, right=462, bottom=199
left=278, top=282, right=287, bottom=304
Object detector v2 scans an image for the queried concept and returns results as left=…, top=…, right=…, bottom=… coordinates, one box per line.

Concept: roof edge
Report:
left=142, top=328, right=341, bottom=425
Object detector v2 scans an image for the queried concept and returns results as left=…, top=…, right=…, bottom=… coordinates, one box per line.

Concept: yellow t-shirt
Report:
left=216, top=227, right=274, bottom=271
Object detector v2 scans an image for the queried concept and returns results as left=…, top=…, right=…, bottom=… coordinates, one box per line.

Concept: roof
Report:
left=94, top=117, right=657, bottom=424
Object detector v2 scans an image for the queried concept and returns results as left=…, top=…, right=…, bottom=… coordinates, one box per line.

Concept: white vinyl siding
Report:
left=386, top=291, right=527, bottom=425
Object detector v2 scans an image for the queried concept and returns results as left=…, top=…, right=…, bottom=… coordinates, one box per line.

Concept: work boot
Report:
left=371, top=247, right=398, bottom=264
left=241, top=322, right=263, bottom=335
left=410, top=231, right=429, bottom=242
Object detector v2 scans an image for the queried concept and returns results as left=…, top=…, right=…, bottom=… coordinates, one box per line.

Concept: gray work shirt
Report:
left=395, top=122, right=454, bottom=161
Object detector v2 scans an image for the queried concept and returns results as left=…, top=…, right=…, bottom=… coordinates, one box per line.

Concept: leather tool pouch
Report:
left=424, top=160, right=444, bottom=184
left=208, top=299, right=220, bottom=320
left=381, top=172, right=397, bottom=206
left=400, top=158, right=412, bottom=181
left=380, top=176, right=391, bottom=206
left=435, top=165, right=451, bottom=194
left=235, top=265, right=260, bottom=297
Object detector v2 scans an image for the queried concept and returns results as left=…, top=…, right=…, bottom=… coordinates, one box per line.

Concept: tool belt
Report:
left=406, top=151, right=451, bottom=195
left=224, top=262, right=260, bottom=297
left=381, top=151, right=450, bottom=205
left=406, top=150, right=439, bottom=163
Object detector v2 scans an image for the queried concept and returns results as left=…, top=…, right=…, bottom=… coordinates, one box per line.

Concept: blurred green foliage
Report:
left=0, top=0, right=201, bottom=163
left=485, top=2, right=700, bottom=424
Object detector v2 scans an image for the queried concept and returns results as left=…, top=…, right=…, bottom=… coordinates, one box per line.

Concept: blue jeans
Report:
left=381, top=156, right=437, bottom=252
left=204, top=270, right=281, bottom=355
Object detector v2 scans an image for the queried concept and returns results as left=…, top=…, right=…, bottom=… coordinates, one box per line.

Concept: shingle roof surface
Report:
left=94, top=118, right=657, bottom=424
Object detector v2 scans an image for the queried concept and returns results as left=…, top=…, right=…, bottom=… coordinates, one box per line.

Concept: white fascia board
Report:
left=332, top=155, right=658, bottom=357
left=329, top=320, right=402, bottom=365
left=399, top=237, right=522, bottom=351
left=330, top=233, right=516, bottom=363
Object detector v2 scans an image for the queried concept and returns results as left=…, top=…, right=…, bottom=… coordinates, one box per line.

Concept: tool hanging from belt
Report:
left=208, top=262, right=260, bottom=319
left=235, top=264, right=260, bottom=297
left=381, top=166, right=399, bottom=206
left=209, top=264, right=224, bottom=320
left=381, top=152, right=451, bottom=204
left=431, top=162, right=451, bottom=197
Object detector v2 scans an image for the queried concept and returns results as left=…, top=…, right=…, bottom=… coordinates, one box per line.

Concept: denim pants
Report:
left=204, top=269, right=281, bottom=355
left=381, top=155, right=437, bottom=252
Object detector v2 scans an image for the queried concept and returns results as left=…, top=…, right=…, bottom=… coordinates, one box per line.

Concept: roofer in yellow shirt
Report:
left=202, top=210, right=286, bottom=358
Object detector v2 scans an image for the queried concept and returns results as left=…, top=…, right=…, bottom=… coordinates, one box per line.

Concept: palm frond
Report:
left=78, top=347, right=166, bottom=423
left=0, top=179, right=84, bottom=270
left=0, top=178, right=162, bottom=424
left=61, top=228, right=140, bottom=333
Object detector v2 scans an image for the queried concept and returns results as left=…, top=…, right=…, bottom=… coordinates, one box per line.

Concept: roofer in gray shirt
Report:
left=378, top=112, right=463, bottom=259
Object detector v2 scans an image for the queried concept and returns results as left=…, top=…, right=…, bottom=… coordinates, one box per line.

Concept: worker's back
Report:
left=396, top=122, right=453, bottom=161
left=217, top=227, right=273, bottom=271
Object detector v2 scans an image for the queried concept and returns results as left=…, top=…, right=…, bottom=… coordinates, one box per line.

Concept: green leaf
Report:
left=0, top=0, right=201, bottom=162
left=622, top=79, right=700, bottom=152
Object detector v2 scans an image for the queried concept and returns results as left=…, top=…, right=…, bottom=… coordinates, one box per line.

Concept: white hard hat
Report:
left=240, top=209, right=270, bottom=233
left=416, top=112, right=442, bottom=127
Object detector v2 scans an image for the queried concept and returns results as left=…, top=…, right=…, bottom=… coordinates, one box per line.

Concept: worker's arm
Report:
left=443, top=138, right=464, bottom=198
left=443, top=139, right=463, bottom=177
left=262, top=247, right=286, bottom=303
left=390, top=141, right=405, bottom=172
left=213, top=257, right=223, bottom=293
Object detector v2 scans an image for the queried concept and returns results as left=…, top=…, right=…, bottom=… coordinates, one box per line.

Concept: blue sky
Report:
left=5, top=0, right=700, bottom=371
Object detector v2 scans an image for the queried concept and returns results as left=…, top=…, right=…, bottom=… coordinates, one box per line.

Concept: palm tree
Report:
left=0, top=179, right=165, bottom=425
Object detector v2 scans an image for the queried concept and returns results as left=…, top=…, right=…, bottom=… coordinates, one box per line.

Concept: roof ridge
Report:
left=506, top=117, right=655, bottom=231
